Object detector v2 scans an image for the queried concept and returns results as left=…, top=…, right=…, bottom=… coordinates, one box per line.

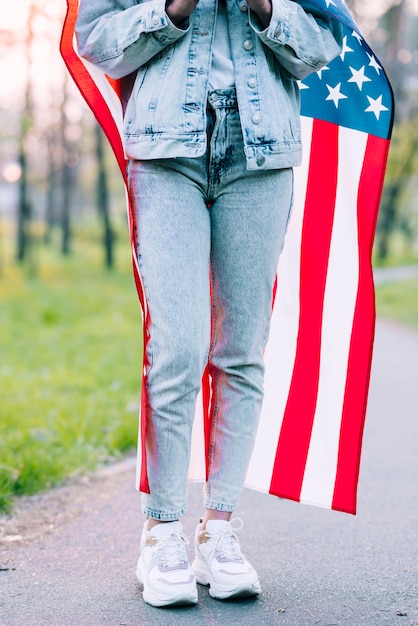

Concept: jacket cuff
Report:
left=141, top=0, right=190, bottom=41
left=250, top=0, right=292, bottom=44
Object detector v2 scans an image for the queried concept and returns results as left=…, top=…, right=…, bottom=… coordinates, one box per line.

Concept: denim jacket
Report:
left=76, top=0, right=342, bottom=170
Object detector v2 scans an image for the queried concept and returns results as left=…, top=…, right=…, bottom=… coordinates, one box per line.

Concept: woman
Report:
left=75, top=0, right=342, bottom=608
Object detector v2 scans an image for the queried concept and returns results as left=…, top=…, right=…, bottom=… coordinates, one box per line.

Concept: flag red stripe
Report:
left=272, top=275, right=278, bottom=310
left=269, top=120, right=339, bottom=500
left=139, top=311, right=151, bottom=493
left=201, top=367, right=212, bottom=479
left=60, top=1, right=126, bottom=177
left=332, top=135, right=391, bottom=513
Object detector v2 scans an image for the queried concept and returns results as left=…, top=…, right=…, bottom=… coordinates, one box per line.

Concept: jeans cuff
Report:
left=141, top=506, right=186, bottom=521
left=203, top=499, right=237, bottom=513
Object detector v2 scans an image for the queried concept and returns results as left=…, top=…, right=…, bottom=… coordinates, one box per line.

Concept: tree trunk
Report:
left=16, top=3, right=35, bottom=263
left=44, top=132, right=59, bottom=245
left=95, top=124, right=114, bottom=269
left=377, top=126, right=418, bottom=260
left=16, top=138, right=30, bottom=262
left=60, top=74, right=75, bottom=256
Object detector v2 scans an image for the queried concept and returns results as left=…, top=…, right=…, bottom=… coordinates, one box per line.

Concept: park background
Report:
left=1, top=0, right=418, bottom=513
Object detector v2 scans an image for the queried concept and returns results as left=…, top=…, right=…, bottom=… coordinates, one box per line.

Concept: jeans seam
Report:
left=137, top=255, right=154, bottom=383
left=207, top=369, right=219, bottom=486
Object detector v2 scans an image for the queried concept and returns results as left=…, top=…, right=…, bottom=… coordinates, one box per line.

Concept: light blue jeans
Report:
left=127, top=88, right=293, bottom=520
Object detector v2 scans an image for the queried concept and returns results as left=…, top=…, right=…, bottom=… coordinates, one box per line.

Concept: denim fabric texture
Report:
left=127, top=89, right=294, bottom=519
left=75, top=0, right=343, bottom=169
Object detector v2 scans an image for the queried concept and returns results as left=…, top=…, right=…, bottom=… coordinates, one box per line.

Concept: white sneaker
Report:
left=192, top=518, right=261, bottom=600
left=136, top=520, right=198, bottom=607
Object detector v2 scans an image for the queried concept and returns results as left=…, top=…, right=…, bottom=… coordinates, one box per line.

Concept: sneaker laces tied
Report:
left=155, top=532, right=190, bottom=568
left=209, top=517, right=245, bottom=562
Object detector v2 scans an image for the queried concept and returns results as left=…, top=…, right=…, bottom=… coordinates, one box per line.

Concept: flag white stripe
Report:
left=300, top=127, right=368, bottom=507
left=73, top=35, right=126, bottom=146
left=189, top=390, right=206, bottom=479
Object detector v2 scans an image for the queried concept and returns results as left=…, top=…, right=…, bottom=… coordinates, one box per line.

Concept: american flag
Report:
left=61, top=0, right=393, bottom=515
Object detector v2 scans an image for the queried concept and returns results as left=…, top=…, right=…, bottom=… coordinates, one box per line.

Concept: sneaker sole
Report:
left=192, top=559, right=261, bottom=601
left=136, top=560, right=198, bottom=608
left=209, top=583, right=260, bottom=601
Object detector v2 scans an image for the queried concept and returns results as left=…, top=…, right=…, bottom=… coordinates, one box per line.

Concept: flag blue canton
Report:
left=311, top=0, right=354, bottom=25
left=300, top=1, right=394, bottom=140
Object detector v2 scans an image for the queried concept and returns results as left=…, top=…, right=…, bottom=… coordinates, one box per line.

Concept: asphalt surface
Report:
left=373, top=265, right=418, bottom=285
left=1, top=320, right=418, bottom=626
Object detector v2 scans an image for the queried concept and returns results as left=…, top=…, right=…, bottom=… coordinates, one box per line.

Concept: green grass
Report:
left=0, top=230, right=142, bottom=513
left=372, top=233, right=418, bottom=268
left=375, top=278, right=418, bottom=330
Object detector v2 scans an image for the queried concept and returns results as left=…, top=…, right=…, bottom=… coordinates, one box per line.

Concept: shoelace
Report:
left=207, top=517, right=244, bottom=562
left=155, top=532, right=190, bottom=568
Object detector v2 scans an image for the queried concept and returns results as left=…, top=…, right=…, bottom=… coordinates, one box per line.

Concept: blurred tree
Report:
left=373, top=1, right=418, bottom=260
left=380, top=1, right=408, bottom=113
left=95, top=123, right=115, bottom=269
left=44, top=127, right=60, bottom=244
left=377, top=117, right=418, bottom=259
left=16, top=1, right=36, bottom=265
left=60, top=73, right=79, bottom=256
left=347, top=0, right=418, bottom=261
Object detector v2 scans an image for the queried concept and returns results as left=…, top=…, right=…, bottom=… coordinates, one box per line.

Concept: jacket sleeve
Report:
left=75, top=0, right=190, bottom=79
left=250, top=0, right=343, bottom=80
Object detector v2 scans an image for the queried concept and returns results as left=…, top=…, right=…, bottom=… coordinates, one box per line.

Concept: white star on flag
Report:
left=326, top=83, right=348, bottom=108
left=352, top=30, right=362, bottom=44
left=365, top=95, right=389, bottom=120
left=316, top=65, right=330, bottom=80
left=367, top=53, right=382, bottom=74
left=340, top=36, right=354, bottom=61
left=348, top=66, right=372, bottom=91
left=297, top=80, right=309, bottom=90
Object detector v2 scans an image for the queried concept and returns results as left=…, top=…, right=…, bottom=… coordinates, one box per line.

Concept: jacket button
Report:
left=243, top=40, right=253, bottom=51
left=239, top=1, right=248, bottom=10
left=152, top=15, right=160, bottom=25
left=248, top=78, right=257, bottom=88
left=211, top=93, right=218, bottom=102
left=252, top=113, right=261, bottom=124
left=256, top=155, right=266, bottom=166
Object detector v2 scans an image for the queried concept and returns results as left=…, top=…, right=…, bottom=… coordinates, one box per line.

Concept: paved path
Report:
left=374, top=265, right=418, bottom=285
left=1, top=321, right=418, bottom=626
